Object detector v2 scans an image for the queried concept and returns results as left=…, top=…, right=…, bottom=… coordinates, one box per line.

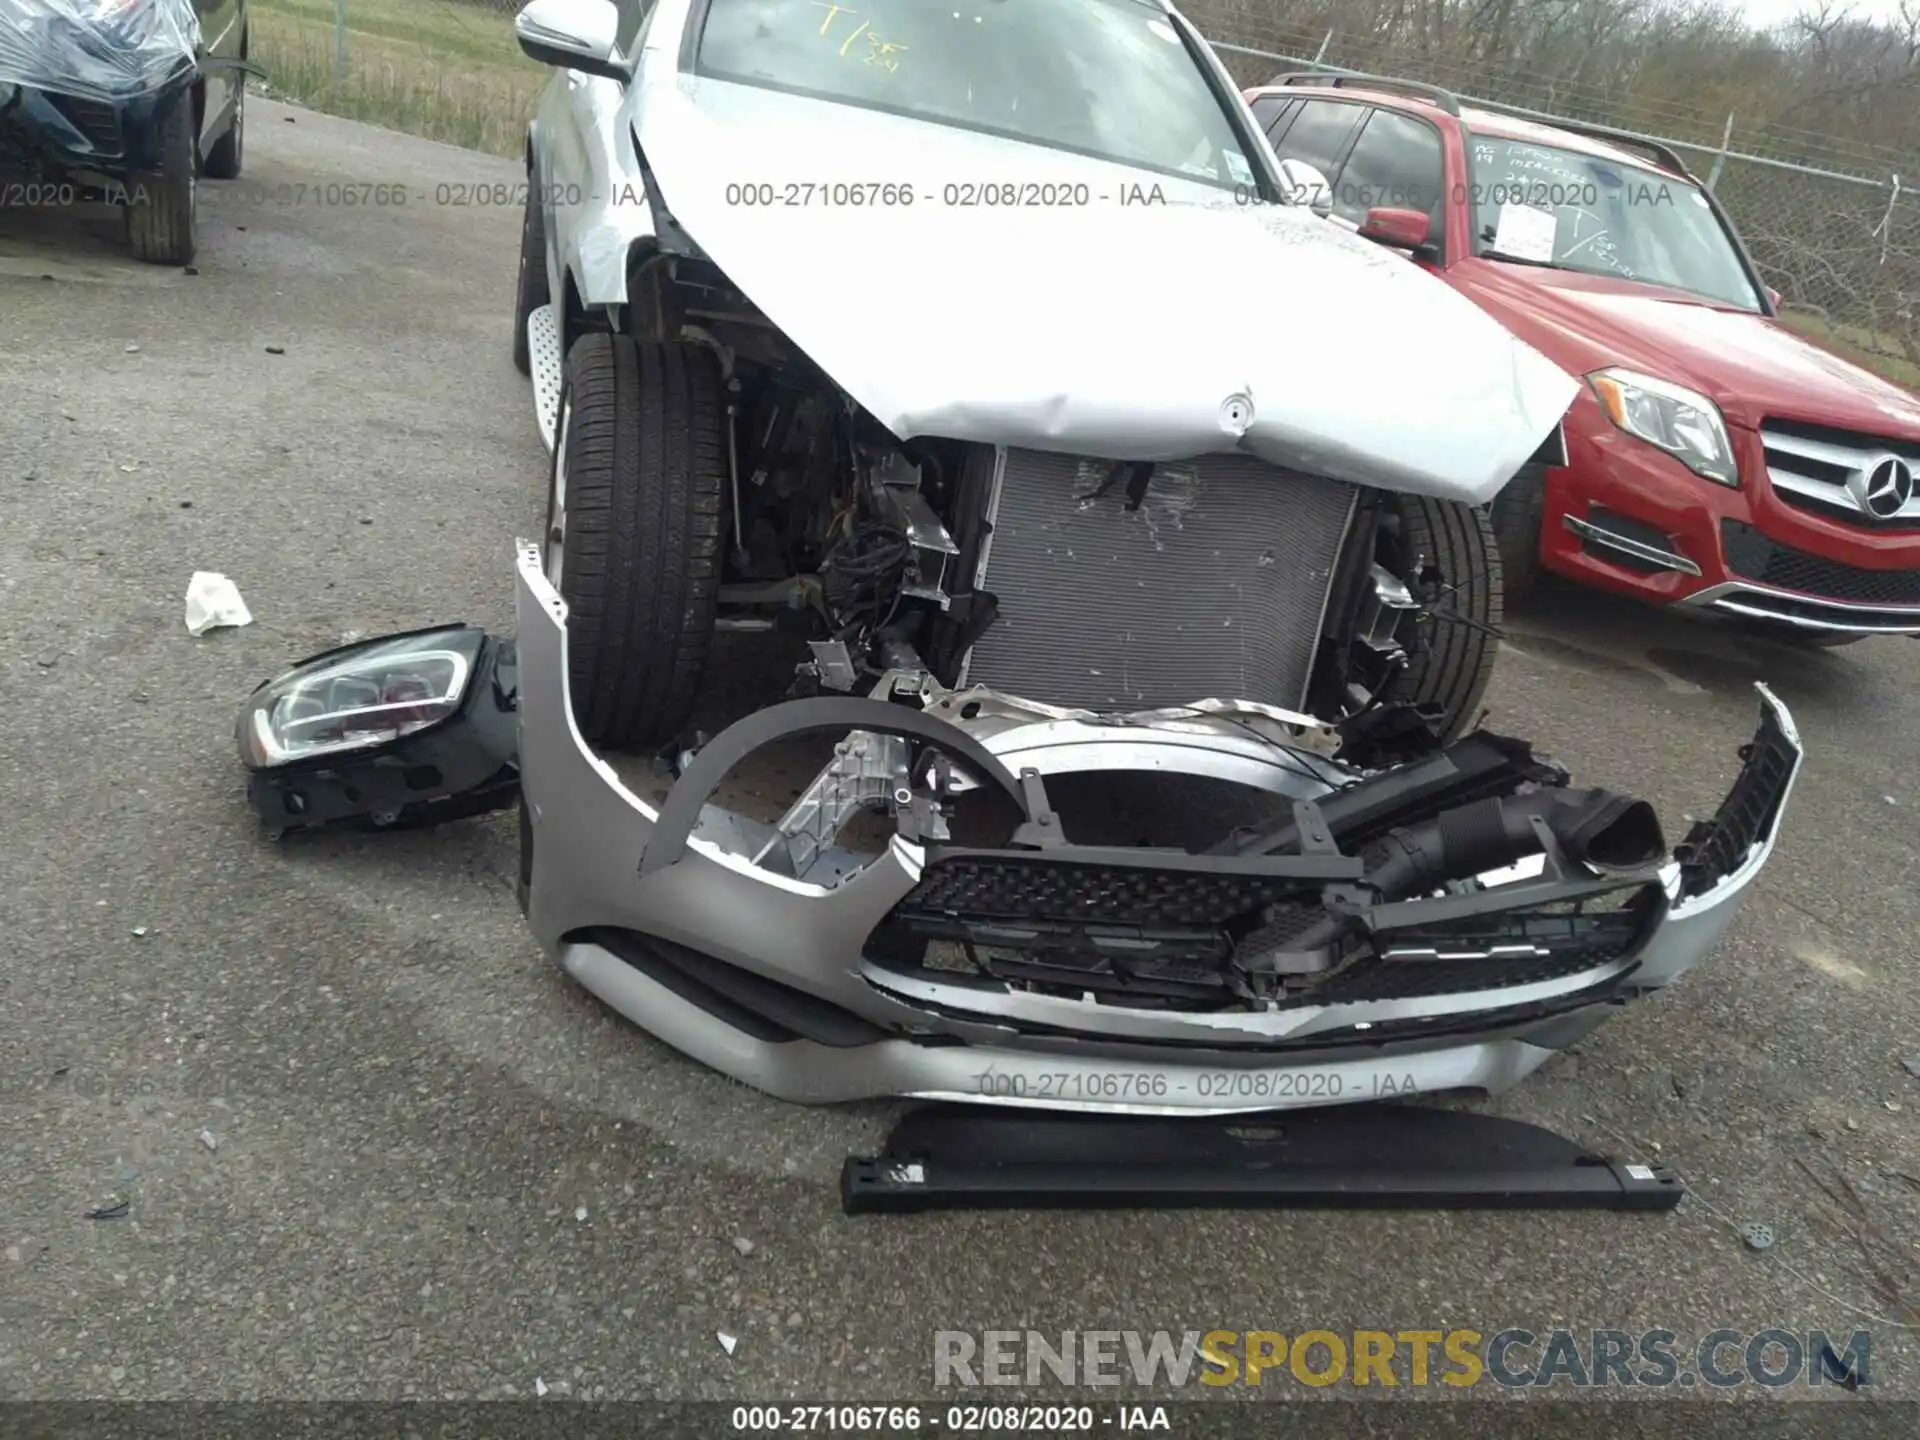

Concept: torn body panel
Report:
left=634, top=71, right=1575, bottom=503
left=511, top=542, right=1803, bottom=1113
left=536, top=0, right=1578, bottom=505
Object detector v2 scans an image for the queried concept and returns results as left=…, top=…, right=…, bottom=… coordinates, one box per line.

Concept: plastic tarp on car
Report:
left=0, top=0, right=200, bottom=106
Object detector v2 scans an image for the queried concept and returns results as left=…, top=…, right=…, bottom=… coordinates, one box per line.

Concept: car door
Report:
left=539, top=0, right=660, bottom=327
left=194, top=0, right=244, bottom=149
left=1324, top=106, right=1448, bottom=262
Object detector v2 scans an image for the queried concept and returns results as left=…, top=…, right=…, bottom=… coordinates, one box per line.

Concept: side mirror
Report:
left=1765, top=285, right=1784, bottom=311
left=1277, top=158, right=1333, bottom=219
left=1359, top=206, right=1432, bottom=251
left=516, top=0, right=630, bottom=83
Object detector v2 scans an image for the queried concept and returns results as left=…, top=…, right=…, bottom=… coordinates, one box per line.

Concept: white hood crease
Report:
left=636, top=72, right=1579, bottom=505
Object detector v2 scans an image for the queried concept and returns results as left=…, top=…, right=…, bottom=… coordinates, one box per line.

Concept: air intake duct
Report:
left=1255, top=787, right=1666, bottom=963
left=1363, top=787, right=1665, bottom=903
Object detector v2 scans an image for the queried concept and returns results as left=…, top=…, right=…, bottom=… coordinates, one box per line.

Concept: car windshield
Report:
left=693, top=0, right=1257, bottom=190
left=1465, top=133, right=1761, bottom=310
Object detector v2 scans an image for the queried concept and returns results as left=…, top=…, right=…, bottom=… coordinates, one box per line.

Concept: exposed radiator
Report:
left=962, top=448, right=1357, bottom=712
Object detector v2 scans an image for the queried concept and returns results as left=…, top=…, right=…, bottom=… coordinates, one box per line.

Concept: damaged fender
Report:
left=504, top=541, right=1805, bottom=1113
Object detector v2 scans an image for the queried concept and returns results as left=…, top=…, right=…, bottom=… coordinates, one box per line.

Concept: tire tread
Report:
left=1382, top=493, right=1504, bottom=742
left=1489, top=463, right=1547, bottom=602
left=124, top=97, right=195, bottom=265
left=557, top=333, right=725, bottom=751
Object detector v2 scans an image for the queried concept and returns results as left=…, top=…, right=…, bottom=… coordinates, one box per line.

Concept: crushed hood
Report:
left=633, top=71, right=1578, bottom=505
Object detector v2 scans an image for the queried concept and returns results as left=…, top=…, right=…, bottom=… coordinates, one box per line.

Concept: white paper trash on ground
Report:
left=184, top=572, right=253, bottom=635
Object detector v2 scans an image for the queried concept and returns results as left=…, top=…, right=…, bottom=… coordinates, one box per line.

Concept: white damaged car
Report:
left=246, top=0, right=1804, bottom=1113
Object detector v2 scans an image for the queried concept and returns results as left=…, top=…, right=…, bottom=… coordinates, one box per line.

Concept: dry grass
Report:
left=248, top=0, right=546, bottom=157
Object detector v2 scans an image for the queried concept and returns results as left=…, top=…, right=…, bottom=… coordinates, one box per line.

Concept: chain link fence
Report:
left=1190, top=8, right=1920, bottom=379
left=287, top=2, right=1919, bottom=381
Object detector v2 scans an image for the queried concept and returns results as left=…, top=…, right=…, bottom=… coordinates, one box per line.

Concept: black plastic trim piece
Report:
left=1674, top=700, right=1797, bottom=898
left=920, top=843, right=1364, bottom=883
left=593, top=930, right=797, bottom=1045
left=1528, top=423, right=1569, bottom=468
left=1368, top=874, right=1661, bottom=931
left=590, top=928, right=892, bottom=1049
left=1219, top=730, right=1563, bottom=857
left=640, top=697, right=1031, bottom=879
left=842, top=1104, right=1684, bottom=1213
left=1304, top=489, right=1380, bottom=721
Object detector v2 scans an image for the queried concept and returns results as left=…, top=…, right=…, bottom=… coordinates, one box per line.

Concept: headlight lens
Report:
left=238, top=627, right=482, bottom=769
left=1588, top=368, right=1739, bottom=486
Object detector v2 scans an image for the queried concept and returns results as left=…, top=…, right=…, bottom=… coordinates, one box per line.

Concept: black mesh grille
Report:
left=1314, top=937, right=1636, bottom=1002
left=51, top=96, right=121, bottom=154
left=882, top=855, right=1656, bottom=1009
left=1720, top=521, right=1920, bottom=605
left=1313, top=894, right=1654, bottom=1002
left=901, top=854, right=1297, bottom=929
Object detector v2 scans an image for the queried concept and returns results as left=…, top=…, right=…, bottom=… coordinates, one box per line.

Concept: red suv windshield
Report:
left=1465, top=133, right=1763, bottom=311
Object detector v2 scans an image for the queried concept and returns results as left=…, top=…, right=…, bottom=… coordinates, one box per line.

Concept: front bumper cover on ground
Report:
left=508, top=542, right=1804, bottom=1115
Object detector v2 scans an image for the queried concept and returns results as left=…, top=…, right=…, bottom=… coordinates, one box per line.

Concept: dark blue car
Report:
left=0, top=0, right=248, bottom=265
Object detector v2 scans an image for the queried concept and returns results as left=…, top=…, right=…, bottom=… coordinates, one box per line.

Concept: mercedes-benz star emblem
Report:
left=1854, top=455, right=1915, bottom=518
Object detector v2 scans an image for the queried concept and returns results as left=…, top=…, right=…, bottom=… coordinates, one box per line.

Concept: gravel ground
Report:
left=1, top=100, right=1916, bottom=1423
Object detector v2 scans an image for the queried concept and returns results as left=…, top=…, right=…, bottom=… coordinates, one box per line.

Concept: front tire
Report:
left=124, top=92, right=196, bottom=265
left=1489, top=462, right=1547, bottom=602
left=546, top=333, right=727, bottom=752
left=1378, top=494, right=1503, bottom=742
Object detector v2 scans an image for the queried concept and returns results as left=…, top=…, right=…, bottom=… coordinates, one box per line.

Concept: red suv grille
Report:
left=1761, top=419, right=1920, bottom=532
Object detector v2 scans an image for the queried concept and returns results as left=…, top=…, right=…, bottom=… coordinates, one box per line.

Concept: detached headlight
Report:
left=235, top=625, right=519, bottom=832
left=1588, top=368, right=1739, bottom=486
left=239, top=627, right=480, bottom=768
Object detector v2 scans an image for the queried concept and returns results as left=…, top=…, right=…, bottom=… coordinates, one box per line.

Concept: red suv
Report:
left=1242, top=72, right=1920, bottom=645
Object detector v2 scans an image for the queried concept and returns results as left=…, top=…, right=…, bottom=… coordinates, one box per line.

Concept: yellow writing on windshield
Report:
left=812, top=2, right=857, bottom=35
left=864, top=34, right=907, bottom=69
left=811, top=2, right=907, bottom=71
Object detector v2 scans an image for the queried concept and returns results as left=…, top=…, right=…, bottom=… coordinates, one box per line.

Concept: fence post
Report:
left=333, top=0, right=347, bottom=85
left=1872, top=173, right=1901, bottom=266
left=1705, top=112, right=1734, bottom=192
left=1312, top=29, right=1333, bottom=67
